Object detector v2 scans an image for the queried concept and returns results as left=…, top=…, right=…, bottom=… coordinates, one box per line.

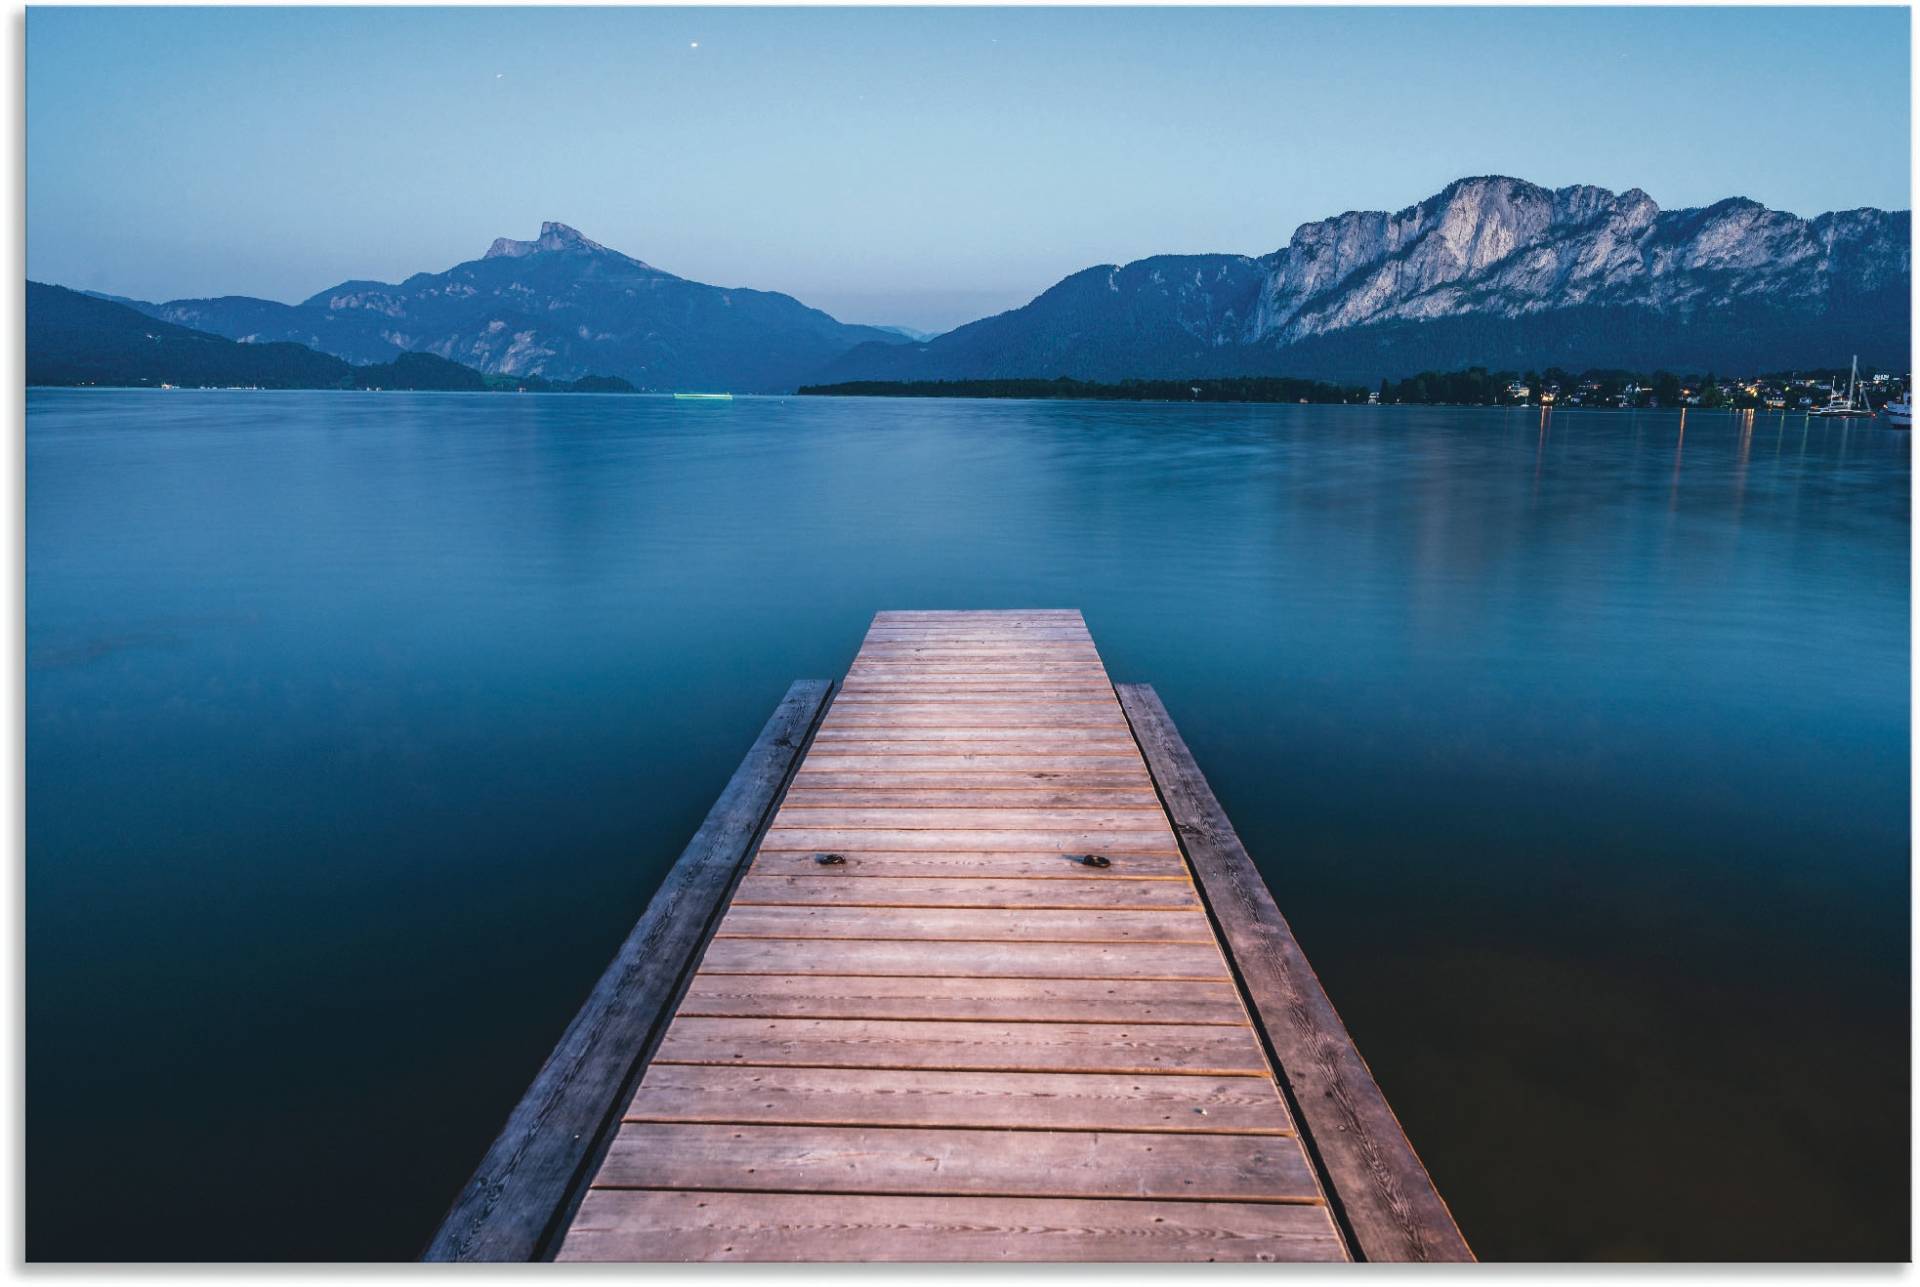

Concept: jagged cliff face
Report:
left=822, top=176, right=1911, bottom=384
left=1252, top=180, right=1655, bottom=337
left=137, top=223, right=904, bottom=392
left=1254, top=178, right=1907, bottom=342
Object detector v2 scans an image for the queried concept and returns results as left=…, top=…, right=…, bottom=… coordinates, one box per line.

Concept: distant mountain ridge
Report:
left=821, top=176, right=1911, bottom=383
left=113, top=222, right=908, bottom=393
left=28, top=282, right=635, bottom=392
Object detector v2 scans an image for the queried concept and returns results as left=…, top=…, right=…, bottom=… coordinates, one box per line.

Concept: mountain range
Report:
left=822, top=177, right=1910, bottom=384
left=104, top=222, right=908, bottom=394
left=57, top=176, right=1911, bottom=391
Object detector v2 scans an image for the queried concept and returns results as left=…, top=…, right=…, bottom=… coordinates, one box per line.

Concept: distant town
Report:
left=1385, top=366, right=1913, bottom=411
left=801, top=366, right=1913, bottom=411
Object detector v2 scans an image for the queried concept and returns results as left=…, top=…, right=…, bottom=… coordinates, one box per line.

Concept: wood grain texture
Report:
left=837, top=682, right=1120, bottom=695
left=1116, top=683, right=1471, bottom=1263
left=755, top=807, right=1168, bottom=830
left=789, top=771, right=1152, bottom=789
left=714, top=904, right=1212, bottom=943
left=558, top=1191, right=1345, bottom=1261
left=780, top=787, right=1164, bottom=808
left=626, top=1065, right=1293, bottom=1133
left=695, top=937, right=1233, bottom=980
left=806, top=729, right=1136, bottom=752
left=748, top=849, right=1190, bottom=880
left=423, top=679, right=833, bottom=1262
left=593, top=1122, right=1324, bottom=1203
left=651, top=1015, right=1272, bottom=1074
left=828, top=694, right=1122, bottom=704
left=672, top=973, right=1246, bottom=1023
left=730, top=874, right=1202, bottom=909
left=817, top=722, right=1128, bottom=729
left=791, top=754, right=1149, bottom=772
left=760, top=828, right=1180, bottom=853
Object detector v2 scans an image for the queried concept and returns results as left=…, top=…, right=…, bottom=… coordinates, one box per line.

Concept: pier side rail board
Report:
left=422, top=679, right=835, bottom=1262
left=1116, top=683, right=1473, bottom=1263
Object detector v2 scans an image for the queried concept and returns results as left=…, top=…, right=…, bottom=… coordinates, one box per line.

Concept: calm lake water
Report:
left=26, top=389, right=1909, bottom=1261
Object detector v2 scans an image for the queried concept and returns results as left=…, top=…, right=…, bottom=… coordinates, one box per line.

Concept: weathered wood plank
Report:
left=856, top=640, right=1097, bottom=650
left=828, top=698, right=1121, bottom=711
left=625, top=1065, right=1292, bottom=1133
left=651, top=1016, right=1271, bottom=1075
left=748, top=849, right=1190, bottom=880
left=849, top=662, right=1108, bottom=672
left=854, top=645, right=1105, bottom=657
left=871, top=610, right=1086, bottom=620
left=849, top=650, right=1103, bottom=659
left=822, top=712, right=1129, bottom=728
left=780, top=788, right=1164, bottom=809
left=760, top=827, right=1180, bottom=853
left=848, top=676, right=1121, bottom=683
left=423, top=679, right=834, bottom=1262
left=853, top=630, right=1089, bottom=639
left=731, top=874, right=1201, bottom=909
left=695, top=937, right=1231, bottom=980
left=838, top=681, right=1119, bottom=693
left=1116, top=683, right=1471, bottom=1263
left=789, top=771, right=1153, bottom=791
left=824, top=703, right=1124, bottom=714
left=558, top=1191, right=1345, bottom=1262
left=811, top=728, right=1140, bottom=745
left=826, top=696, right=1123, bottom=709
left=794, top=755, right=1148, bottom=772
left=763, top=807, right=1169, bottom=831
left=863, top=621, right=1092, bottom=629
left=673, top=973, right=1245, bottom=1023
left=859, top=628, right=1095, bottom=636
left=832, top=697, right=1121, bottom=708
left=799, top=746, right=1143, bottom=762
left=593, top=1122, right=1324, bottom=1203
left=715, top=904, right=1210, bottom=943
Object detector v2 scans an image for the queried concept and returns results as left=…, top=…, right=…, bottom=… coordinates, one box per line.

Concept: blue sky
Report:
left=27, top=6, right=1912, bottom=332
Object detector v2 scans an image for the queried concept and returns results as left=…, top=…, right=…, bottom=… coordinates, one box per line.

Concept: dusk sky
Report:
left=27, top=5, right=1913, bottom=332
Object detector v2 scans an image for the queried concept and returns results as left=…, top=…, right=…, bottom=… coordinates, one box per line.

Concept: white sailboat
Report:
left=1810, top=355, right=1876, bottom=417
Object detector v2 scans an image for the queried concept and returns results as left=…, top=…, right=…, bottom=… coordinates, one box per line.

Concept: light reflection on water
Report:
left=26, top=391, right=1909, bottom=1260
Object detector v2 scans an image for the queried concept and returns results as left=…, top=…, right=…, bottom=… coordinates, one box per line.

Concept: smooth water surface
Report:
left=27, top=390, right=1909, bottom=1260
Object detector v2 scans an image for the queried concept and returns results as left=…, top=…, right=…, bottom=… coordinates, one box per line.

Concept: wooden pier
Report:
left=425, top=610, right=1469, bottom=1263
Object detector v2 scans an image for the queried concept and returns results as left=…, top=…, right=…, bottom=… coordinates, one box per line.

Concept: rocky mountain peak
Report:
left=485, top=221, right=617, bottom=260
